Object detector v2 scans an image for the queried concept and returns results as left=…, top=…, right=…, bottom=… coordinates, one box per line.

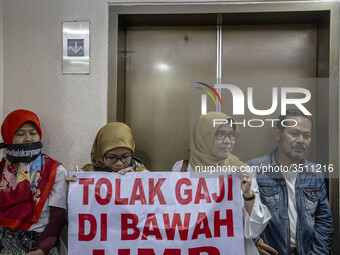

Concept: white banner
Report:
left=68, top=172, right=244, bottom=255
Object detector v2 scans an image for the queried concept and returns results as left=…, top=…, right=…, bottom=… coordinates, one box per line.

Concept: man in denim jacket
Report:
left=247, top=109, right=333, bottom=255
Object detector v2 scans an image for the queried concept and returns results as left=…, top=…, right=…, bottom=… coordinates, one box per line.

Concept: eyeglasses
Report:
left=215, top=130, right=238, bottom=141
left=104, top=154, right=132, bottom=164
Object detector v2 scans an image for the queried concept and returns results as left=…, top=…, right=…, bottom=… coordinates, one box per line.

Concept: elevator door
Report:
left=221, top=24, right=317, bottom=162
left=125, top=26, right=216, bottom=171
left=125, top=24, right=317, bottom=171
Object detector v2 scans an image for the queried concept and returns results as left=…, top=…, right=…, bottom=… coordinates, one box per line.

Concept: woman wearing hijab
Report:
left=0, top=109, right=67, bottom=255
left=82, top=122, right=146, bottom=173
left=172, top=112, right=271, bottom=255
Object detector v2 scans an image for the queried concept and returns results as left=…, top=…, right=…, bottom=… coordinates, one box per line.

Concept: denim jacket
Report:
left=247, top=149, right=333, bottom=255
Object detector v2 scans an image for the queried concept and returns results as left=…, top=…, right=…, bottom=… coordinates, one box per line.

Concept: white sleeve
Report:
left=171, top=160, right=184, bottom=172
left=29, top=165, right=68, bottom=232
left=48, top=164, right=67, bottom=209
left=243, top=174, right=271, bottom=239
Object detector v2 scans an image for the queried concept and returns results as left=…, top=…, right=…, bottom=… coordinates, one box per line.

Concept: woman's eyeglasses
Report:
left=215, top=130, right=238, bottom=141
left=104, top=154, right=132, bottom=164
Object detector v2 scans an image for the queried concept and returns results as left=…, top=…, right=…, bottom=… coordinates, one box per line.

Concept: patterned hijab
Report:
left=189, top=111, right=246, bottom=168
left=82, top=122, right=135, bottom=171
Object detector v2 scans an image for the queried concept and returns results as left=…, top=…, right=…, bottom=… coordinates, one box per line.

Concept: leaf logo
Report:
left=196, top=82, right=222, bottom=107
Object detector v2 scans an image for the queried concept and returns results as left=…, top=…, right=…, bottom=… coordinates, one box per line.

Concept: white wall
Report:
left=2, top=0, right=108, bottom=171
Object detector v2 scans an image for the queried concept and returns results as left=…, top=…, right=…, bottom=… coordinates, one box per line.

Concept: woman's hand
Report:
left=239, top=171, right=252, bottom=196
left=65, top=175, right=77, bottom=183
left=26, top=249, right=44, bottom=255
left=238, top=170, right=255, bottom=216
left=65, top=166, right=79, bottom=183
left=65, top=167, right=135, bottom=179
left=117, top=167, right=134, bottom=175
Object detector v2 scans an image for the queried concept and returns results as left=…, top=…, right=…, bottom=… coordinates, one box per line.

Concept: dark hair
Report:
left=276, top=109, right=313, bottom=131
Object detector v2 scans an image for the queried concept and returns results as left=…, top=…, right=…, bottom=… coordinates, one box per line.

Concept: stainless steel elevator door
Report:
left=125, top=26, right=216, bottom=171
left=221, top=24, right=317, bottom=162
left=125, top=24, right=317, bottom=171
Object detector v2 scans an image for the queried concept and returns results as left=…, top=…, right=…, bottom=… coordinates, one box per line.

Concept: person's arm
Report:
left=255, top=237, right=278, bottom=255
left=310, top=179, right=334, bottom=254
left=242, top=171, right=271, bottom=239
left=29, top=207, right=66, bottom=255
left=30, top=164, right=68, bottom=254
left=240, top=171, right=255, bottom=215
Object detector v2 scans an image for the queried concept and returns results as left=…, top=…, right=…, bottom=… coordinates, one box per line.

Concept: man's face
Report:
left=276, top=115, right=312, bottom=163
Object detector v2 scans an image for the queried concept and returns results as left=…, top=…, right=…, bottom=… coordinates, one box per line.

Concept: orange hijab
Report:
left=1, top=109, right=42, bottom=144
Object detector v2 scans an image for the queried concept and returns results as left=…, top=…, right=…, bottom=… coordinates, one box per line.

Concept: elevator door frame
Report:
left=108, top=2, right=339, bottom=253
